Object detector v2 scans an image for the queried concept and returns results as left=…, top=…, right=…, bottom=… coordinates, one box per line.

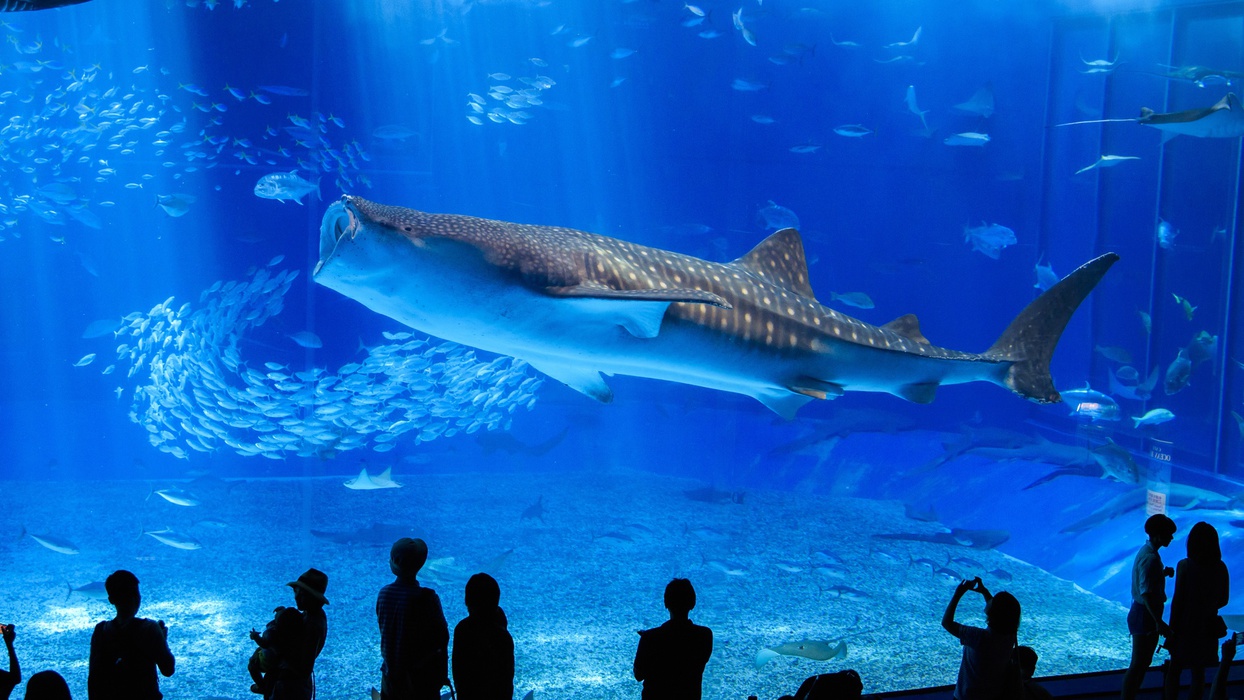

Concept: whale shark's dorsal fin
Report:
left=882, top=314, right=931, bottom=345
left=729, top=228, right=817, bottom=300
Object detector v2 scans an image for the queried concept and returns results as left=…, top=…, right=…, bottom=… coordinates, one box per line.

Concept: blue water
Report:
left=1, top=0, right=1243, bottom=697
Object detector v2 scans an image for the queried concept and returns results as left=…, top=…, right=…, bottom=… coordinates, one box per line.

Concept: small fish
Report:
left=1138, top=310, right=1152, bottom=335
left=1034, top=258, right=1059, bottom=291
left=1157, top=219, right=1178, bottom=250
left=1074, top=154, right=1140, bottom=175
left=152, top=487, right=200, bottom=507
left=905, top=85, right=929, bottom=132
left=789, top=144, right=822, bottom=154
left=756, top=200, right=799, bottom=230
left=1164, top=350, right=1192, bottom=395
left=288, top=331, right=323, bottom=349
left=684, top=3, right=706, bottom=16
left=143, top=527, right=202, bottom=550
left=829, top=291, right=874, bottom=309
left=21, top=526, right=79, bottom=555
left=823, top=585, right=867, bottom=599
left=258, top=85, right=309, bottom=97
left=963, top=223, right=1016, bottom=259
left=730, top=78, right=767, bottom=91
left=610, top=48, right=636, bottom=59
left=254, top=171, right=320, bottom=205
left=944, top=132, right=990, bottom=147
left=830, top=35, right=862, bottom=48
left=750, top=115, right=776, bottom=125
left=1132, top=408, right=1175, bottom=428
left=834, top=124, right=874, bottom=138
left=73, top=353, right=96, bottom=367
left=1094, top=345, right=1132, bottom=364
left=987, top=568, right=1013, bottom=581
left=1173, top=293, right=1197, bottom=321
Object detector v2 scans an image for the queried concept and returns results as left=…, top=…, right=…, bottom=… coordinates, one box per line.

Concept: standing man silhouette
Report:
left=1121, top=514, right=1177, bottom=700
left=633, top=578, right=713, bottom=700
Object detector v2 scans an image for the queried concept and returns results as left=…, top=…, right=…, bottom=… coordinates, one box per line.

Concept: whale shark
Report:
left=314, top=196, right=1117, bottom=418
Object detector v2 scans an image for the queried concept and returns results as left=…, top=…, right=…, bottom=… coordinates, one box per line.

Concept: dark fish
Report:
left=1164, top=350, right=1192, bottom=395
left=684, top=487, right=745, bottom=505
left=0, top=0, right=90, bottom=10
left=476, top=426, right=568, bottom=456
left=987, top=568, right=1013, bottom=581
left=258, top=85, right=310, bottom=97
left=904, top=502, right=938, bottom=522
left=310, top=522, right=413, bottom=545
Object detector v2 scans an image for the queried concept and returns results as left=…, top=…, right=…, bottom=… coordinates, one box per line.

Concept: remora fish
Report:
left=1055, top=94, right=1244, bottom=141
left=314, top=196, right=1117, bottom=419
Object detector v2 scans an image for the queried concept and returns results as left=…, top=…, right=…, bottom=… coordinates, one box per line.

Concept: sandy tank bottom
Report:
left=0, top=468, right=1129, bottom=699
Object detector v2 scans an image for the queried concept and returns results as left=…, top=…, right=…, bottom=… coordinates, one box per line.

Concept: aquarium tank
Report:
left=1, top=0, right=1242, bottom=697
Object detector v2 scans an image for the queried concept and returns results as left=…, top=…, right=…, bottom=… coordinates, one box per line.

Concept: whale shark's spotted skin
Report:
left=315, top=196, right=1117, bottom=417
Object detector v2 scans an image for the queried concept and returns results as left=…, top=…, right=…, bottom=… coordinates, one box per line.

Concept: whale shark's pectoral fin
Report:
left=527, top=360, right=614, bottom=403
left=896, top=382, right=939, bottom=404
left=546, top=282, right=731, bottom=308
left=546, top=282, right=731, bottom=338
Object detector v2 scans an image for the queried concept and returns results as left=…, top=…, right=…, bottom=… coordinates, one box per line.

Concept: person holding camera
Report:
left=1121, top=514, right=1177, bottom=700
left=87, top=570, right=175, bottom=700
left=942, top=576, right=1021, bottom=700
left=0, top=623, right=18, bottom=700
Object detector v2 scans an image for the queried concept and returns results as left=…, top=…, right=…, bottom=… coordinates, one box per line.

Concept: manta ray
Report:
left=314, top=196, right=1116, bottom=419
left=1055, top=93, right=1244, bottom=141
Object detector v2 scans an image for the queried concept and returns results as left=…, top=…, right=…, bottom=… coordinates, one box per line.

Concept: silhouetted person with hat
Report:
left=289, top=568, right=329, bottom=697
left=23, top=670, right=71, bottom=700
left=377, top=538, right=449, bottom=700
left=87, top=570, right=175, bottom=700
left=452, top=573, right=514, bottom=700
left=633, top=578, right=713, bottom=700
left=0, top=623, right=19, bottom=700
left=1122, top=514, right=1177, bottom=700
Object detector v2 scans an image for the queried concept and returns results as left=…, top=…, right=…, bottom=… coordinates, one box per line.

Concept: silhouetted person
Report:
left=0, top=624, right=19, bottom=700
left=23, top=671, right=71, bottom=700
left=288, top=568, right=329, bottom=699
left=1122, top=514, right=1177, bottom=700
left=452, top=573, right=514, bottom=700
left=87, top=570, right=175, bottom=700
left=942, top=577, right=1020, bottom=700
left=1207, top=636, right=1236, bottom=700
left=1017, top=646, right=1053, bottom=700
left=0, top=626, right=18, bottom=700
left=247, top=606, right=306, bottom=698
left=633, top=578, right=713, bottom=700
left=377, top=538, right=449, bottom=700
left=1164, top=522, right=1230, bottom=700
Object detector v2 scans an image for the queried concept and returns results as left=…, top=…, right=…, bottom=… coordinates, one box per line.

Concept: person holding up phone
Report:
left=0, top=623, right=19, bottom=700
left=942, top=576, right=1022, bottom=700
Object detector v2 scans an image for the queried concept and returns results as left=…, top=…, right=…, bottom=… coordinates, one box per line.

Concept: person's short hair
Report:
left=1187, top=521, right=1221, bottom=563
left=1016, top=646, right=1038, bottom=677
left=25, top=669, right=72, bottom=700
left=104, top=570, right=140, bottom=601
left=464, top=573, right=501, bottom=613
left=986, top=591, right=1021, bottom=636
left=1145, top=514, right=1177, bottom=538
left=664, top=578, right=696, bottom=615
left=389, top=537, right=428, bottom=576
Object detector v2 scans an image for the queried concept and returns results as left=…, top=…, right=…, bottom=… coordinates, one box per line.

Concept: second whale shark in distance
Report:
left=313, top=196, right=1117, bottom=419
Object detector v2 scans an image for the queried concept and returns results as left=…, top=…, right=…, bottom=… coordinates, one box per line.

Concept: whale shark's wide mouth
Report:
left=314, top=198, right=358, bottom=276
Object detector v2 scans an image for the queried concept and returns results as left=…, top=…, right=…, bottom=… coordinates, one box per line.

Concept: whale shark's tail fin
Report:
left=985, top=252, right=1119, bottom=404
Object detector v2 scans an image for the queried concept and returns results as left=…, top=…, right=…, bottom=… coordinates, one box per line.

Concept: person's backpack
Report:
left=792, top=669, right=864, bottom=700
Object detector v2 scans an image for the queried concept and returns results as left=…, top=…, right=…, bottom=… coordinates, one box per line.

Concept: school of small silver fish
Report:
left=106, top=266, right=542, bottom=460
left=0, top=23, right=367, bottom=243
left=465, top=68, right=557, bottom=127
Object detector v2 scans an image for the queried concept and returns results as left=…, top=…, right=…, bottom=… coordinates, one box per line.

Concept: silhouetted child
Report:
left=451, top=573, right=514, bottom=700
left=247, top=606, right=305, bottom=696
left=1017, top=646, right=1053, bottom=700
left=0, top=623, right=18, bottom=700
left=633, top=578, right=713, bottom=700
left=23, top=670, right=72, bottom=700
